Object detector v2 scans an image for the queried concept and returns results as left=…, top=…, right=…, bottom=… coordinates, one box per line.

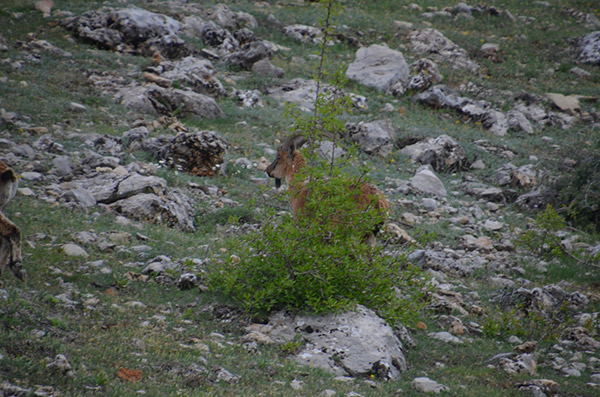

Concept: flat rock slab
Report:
left=345, top=44, right=409, bottom=94
left=267, top=305, right=407, bottom=380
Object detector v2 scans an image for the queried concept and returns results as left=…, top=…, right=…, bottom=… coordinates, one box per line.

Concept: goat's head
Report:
left=266, top=134, right=307, bottom=188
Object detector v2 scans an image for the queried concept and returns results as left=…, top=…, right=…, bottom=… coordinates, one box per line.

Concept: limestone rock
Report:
left=61, top=8, right=189, bottom=59
left=266, top=305, right=407, bottom=380
left=160, top=131, right=228, bottom=177
left=579, top=31, right=600, bottom=65
left=412, top=377, right=449, bottom=394
left=409, top=29, right=480, bottom=73
left=411, top=165, right=447, bottom=196
left=400, top=134, right=469, bottom=172
left=251, top=59, right=284, bottom=78
left=546, top=93, right=580, bottom=114
left=284, top=24, right=322, bottom=43
left=119, top=84, right=223, bottom=120
left=346, top=45, right=409, bottom=95
left=346, top=119, right=396, bottom=157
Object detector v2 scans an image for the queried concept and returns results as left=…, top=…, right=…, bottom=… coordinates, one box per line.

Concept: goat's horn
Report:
left=284, top=134, right=307, bottom=151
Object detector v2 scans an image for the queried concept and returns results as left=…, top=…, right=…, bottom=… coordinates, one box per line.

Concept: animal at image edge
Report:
left=0, top=160, right=23, bottom=281
left=265, top=134, right=389, bottom=243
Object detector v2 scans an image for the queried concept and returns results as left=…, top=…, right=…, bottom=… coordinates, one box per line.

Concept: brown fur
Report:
left=0, top=160, right=23, bottom=281
left=266, top=135, right=389, bottom=242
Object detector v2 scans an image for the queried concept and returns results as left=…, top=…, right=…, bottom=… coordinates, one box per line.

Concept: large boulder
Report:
left=579, top=31, right=600, bottom=65
left=118, top=84, right=223, bottom=119
left=400, top=134, right=469, bottom=172
left=345, top=45, right=409, bottom=94
left=411, top=165, right=447, bottom=196
left=267, top=305, right=408, bottom=380
left=61, top=8, right=189, bottom=59
left=225, top=40, right=273, bottom=70
left=160, top=131, right=229, bottom=177
left=69, top=171, right=167, bottom=204
left=346, top=119, right=396, bottom=157
left=150, top=56, right=225, bottom=97
left=409, top=28, right=480, bottom=73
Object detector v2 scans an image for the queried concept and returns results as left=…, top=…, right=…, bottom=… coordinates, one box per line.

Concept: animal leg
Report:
left=0, top=213, right=23, bottom=281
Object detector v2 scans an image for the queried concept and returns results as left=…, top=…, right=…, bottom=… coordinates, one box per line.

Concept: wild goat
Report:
left=0, top=160, right=23, bottom=281
left=266, top=134, right=389, bottom=242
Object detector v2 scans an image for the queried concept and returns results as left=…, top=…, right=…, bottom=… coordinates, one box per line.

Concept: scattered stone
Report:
left=412, top=377, right=449, bottom=394
left=62, top=243, right=89, bottom=258
left=429, top=331, right=463, bottom=344
left=69, top=102, right=87, bottom=113
left=284, top=24, right=322, bottom=43
left=46, top=354, right=75, bottom=378
left=499, top=353, right=537, bottom=375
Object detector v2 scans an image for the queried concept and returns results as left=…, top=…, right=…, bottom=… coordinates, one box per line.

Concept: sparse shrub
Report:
left=517, top=204, right=567, bottom=260
left=209, top=0, right=428, bottom=326
left=556, top=137, right=600, bottom=231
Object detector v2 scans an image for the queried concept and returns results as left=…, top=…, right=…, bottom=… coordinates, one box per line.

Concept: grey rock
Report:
left=62, top=243, right=89, bottom=258
left=412, top=377, right=449, bottom=394
left=61, top=8, right=189, bottom=59
left=499, top=353, right=536, bottom=375
left=181, top=15, right=206, bottom=38
left=52, top=156, right=73, bottom=177
left=408, top=58, right=443, bottom=92
left=429, top=331, right=463, bottom=344
left=346, top=119, right=396, bottom=157
left=251, top=59, right=284, bottom=78
left=400, top=134, right=469, bottom=172
left=176, top=273, right=200, bottom=290
left=158, top=56, right=225, bottom=97
left=267, top=78, right=357, bottom=113
left=159, top=131, right=228, bottom=177
left=284, top=24, right=322, bottom=43
left=580, top=31, right=600, bottom=65
left=346, top=45, right=409, bottom=95
left=62, top=188, right=97, bottom=207
left=411, top=165, right=447, bottom=196
left=267, top=305, right=407, bottom=380
left=506, top=110, right=534, bottom=134
left=142, top=255, right=176, bottom=275
left=409, top=29, right=480, bottom=73
left=225, top=40, right=273, bottom=70
left=46, top=354, right=75, bottom=378
left=69, top=102, right=87, bottom=113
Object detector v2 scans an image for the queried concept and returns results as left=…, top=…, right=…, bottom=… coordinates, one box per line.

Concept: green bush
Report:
left=517, top=204, right=567, bottom=260
left=208, top=0, right=427, bottom=326
left=556, top=137, right=600, bottom=231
